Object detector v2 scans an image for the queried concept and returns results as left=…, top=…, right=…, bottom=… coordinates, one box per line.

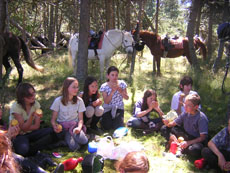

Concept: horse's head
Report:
left=122, top=31, right=134, bottom=54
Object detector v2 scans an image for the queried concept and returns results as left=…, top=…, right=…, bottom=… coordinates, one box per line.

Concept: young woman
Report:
left=51, top=77, right=88, bottom=151
left=100, top=66, right=129, bottom=130
left=128, top=89, right=164, bottom=130
left=80, top=76, right=104, bottom=133
left=10, top=83, right=56, bottom=157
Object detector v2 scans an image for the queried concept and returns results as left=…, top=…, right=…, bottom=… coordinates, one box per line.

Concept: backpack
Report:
left=82, top=154, right=104, bottom=173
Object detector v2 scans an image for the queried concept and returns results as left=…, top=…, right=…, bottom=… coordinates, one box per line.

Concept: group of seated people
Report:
left=0, top=66, right=229, bottom=172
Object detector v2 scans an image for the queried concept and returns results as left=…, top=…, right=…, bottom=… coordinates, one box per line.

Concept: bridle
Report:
left=104, top=30, right=133, bottom=49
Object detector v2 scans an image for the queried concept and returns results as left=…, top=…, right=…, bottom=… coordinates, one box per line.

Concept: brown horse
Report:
left=1, top=32, right=43, bottom=85
left=136, top=30, right=207, bottom=74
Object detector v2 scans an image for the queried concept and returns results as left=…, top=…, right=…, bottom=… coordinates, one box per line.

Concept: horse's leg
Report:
left=11, top=55, right=24, bottom=85
left=105, top=57, right=111, bottom=72
left=153, top=55, right=156, bottom=73
left=2, top=54, right=13, bottom=82
left=156, top=56, right=161, bottom=75
left=99, top=56, right=105, bottom=80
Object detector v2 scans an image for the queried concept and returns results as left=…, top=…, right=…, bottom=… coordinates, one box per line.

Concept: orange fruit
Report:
left=35, top=109, right=43, bottom=117
left=57, top=124, right=62, bottom=131
left=11, top=119, right=18, bottom=126
left=178, top=137, right=184, bottom=143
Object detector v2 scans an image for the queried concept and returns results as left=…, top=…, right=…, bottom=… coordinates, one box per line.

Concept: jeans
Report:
left=100, top=109, right=124, bottom=130
left=13, top=127, right=55, bottom=157
left=65, top=130, right=88, bottom=151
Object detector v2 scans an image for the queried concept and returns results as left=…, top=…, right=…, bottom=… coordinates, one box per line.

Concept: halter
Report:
left=104, top=31, right=133, bottom=49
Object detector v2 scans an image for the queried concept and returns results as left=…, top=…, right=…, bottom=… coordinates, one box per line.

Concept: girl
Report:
left=10, top=83, right=55, bottom=157
left=128, top=89, right=164, bottom=130
left=100, top=66, right=129, bottom=130
left=51, top=77, right=88, bottom=151
left=80, top=76, right=104, bottom=133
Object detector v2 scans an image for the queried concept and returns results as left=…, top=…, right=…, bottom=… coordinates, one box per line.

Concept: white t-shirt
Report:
left=50, top=96, right=86, bottom=123
left=171, top=90, right=198, bottom=113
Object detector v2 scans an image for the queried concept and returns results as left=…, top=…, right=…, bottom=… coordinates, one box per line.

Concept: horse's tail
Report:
left=194, top=37, right=207, bottom=60
left=19, top=37, right=44, bottom=72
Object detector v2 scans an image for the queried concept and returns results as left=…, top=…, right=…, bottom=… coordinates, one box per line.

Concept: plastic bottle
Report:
left=62, top=157, right=83, bottom=171
left=169, top=141, right=178, bottom=154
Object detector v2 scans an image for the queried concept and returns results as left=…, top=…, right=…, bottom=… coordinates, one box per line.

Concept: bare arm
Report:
left=101, top=90, right=116, bottom=104
left=117, top=87, right=129, bottom=100
left=180, top=134, right=207, bottom=149
left=208, top=140, right=226, bottom=170
left=13, top=112, right=40, bottom=132
left=73, top=112, right=84, bottom=134
left=51, top=111, right=62, bottom=133
left=162, top=119, right=177, bottom=127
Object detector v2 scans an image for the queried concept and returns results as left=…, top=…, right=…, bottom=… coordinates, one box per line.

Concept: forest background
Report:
left=0, top=0, right=230, bottom=172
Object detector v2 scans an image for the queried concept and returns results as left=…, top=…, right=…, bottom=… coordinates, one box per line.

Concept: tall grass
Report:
left=1, top=48, right=228, bottom=172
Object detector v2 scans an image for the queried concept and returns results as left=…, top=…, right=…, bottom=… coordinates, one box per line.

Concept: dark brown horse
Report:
left=136, top=30, right=207, bottom=74
left=1, top=32, right=43, bottom=85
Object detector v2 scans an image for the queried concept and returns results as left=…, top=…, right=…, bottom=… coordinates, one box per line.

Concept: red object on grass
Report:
left=62, top=157, right=83, bottom=171
left=169, top=142, right=178, bottom=154
left=194, top=158, right=206, bottom=169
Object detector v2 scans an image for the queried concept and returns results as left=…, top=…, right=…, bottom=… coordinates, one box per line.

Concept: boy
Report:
left=171, top=76, right=199, bottom=115
left=161, top=94, right=208, bottom=158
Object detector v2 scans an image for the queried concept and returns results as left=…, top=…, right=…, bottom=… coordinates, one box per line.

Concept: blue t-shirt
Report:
left=174, top=111, right=208, bottom=138
left=211, top=127, right=230, bottom=152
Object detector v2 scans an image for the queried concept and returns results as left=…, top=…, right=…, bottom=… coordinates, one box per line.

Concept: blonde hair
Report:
left=185, top=94, right=201, bottom=106
left=115, top=151, right=149, bottom=173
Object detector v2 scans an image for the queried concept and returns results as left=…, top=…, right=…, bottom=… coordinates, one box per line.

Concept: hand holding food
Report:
left=11, top=119, right=19, bottom=126
left=178, top=137, right=184, bottom=143
left=35, top=109, right=43, bottom=118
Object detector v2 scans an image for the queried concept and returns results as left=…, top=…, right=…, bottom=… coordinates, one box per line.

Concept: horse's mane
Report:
left=139, top=30, right=159, bottom=42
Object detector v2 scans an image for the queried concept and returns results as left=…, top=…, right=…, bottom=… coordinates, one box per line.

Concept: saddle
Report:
left=161, top=37, right=184, bottom=50
left=88, top=31, right=104, bottom=50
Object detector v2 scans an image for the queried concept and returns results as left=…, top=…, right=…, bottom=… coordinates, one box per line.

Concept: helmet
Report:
left=217, top=22, right=230, bottom=40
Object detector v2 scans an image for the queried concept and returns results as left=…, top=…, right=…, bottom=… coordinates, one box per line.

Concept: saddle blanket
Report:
left=88, top=32, right=105, bottom=49
left=161, top=37, right=184, bottom=50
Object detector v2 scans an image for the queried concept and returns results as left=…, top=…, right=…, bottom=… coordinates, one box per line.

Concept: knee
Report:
left=95, top=106, right=104, bottom=117
left=14, top=141, right=30, bottom=156
left=76, top=131, right=88, bottom=145
left=201, top=147, right=212, bottom=158
left=85, top=106, right=95, bottom=118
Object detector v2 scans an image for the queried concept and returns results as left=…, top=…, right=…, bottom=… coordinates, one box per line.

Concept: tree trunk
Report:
left=0, top=0, right=6, bottom=82
left=48, top=3, right=55, bottom=47
left=116, top=0, right=120, bottom=29
left=75, top=0, right=90, bottom=82
left=155, top=0, right=159, bottom=33
left=195, top=0, right=203, bottom=36
left=125, top=0, right=131, bottom=31
left=55, top=1, right=60, bottom=43
left=105, top=0, right=112, bottom=30
left=207, top=3, right=214, bottom=62
left=186, top=0, right=200, bottom=68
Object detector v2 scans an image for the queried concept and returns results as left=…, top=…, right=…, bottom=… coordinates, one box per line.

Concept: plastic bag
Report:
left=96, top=136, right=115, bottom=159
left=163, top=110, right=178, bottom=122
left=111, top=141, right=144, bottom=160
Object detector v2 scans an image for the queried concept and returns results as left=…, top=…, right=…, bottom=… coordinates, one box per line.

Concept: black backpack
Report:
left=82, top=154, right=104, bottom=173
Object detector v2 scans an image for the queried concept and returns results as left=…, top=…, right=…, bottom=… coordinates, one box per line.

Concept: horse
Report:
left=68, top=29, right=134, bottom=79
left=134, top=30, right=207, bottom=74
left=1, top=32, right=44, bottom=85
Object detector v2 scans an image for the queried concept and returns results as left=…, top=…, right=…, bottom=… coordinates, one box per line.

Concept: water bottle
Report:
left=169, top=142, right=178, bottom=154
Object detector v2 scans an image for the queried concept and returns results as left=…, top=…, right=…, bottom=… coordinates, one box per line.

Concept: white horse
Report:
left=68, top=29, right=134, bottom=79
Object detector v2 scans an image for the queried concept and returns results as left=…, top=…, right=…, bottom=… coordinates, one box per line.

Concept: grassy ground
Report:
left=1, top=48, right=229, bottom=172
